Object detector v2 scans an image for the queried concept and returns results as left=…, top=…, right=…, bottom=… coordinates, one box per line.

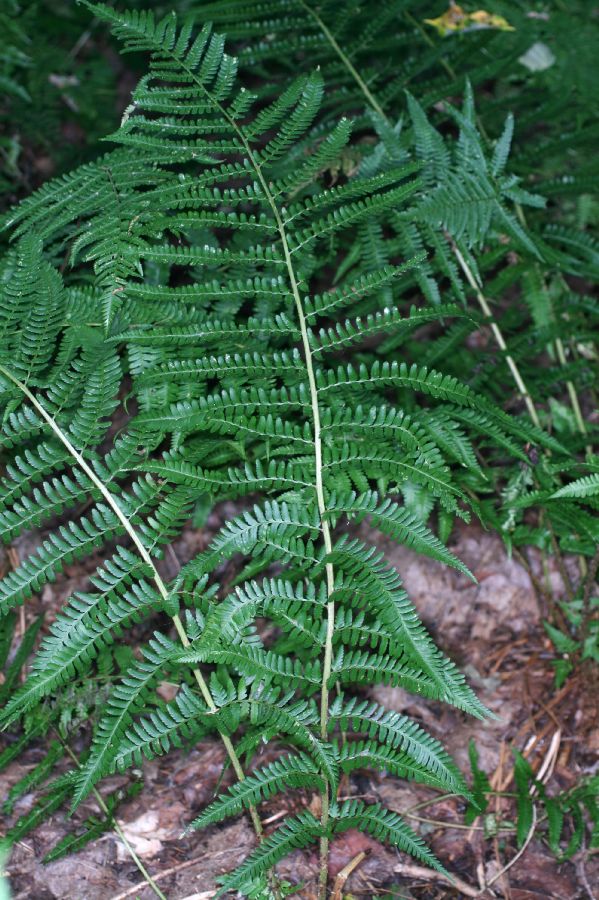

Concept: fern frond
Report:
left=189, top=753, right=324, bottom=830
left=331, top=799, right=445, bottom=871
left=329, top=537, right=488, bottom=717
left=316, top=360, right=567, bottom=453
left=311, top=303, right=471, bottom=355
left=112, top=683, right=208, bottom=771
left=215, top=809, right=322, bottom=894
left=330, top=696, right=468, bottom=795
left=552, top=474, right=599, bottom=499
left=0, top=504, right=123, bottom=614
left=325, top=491, right=474, bottom=578
left=73, top=632, right=178, bottom=806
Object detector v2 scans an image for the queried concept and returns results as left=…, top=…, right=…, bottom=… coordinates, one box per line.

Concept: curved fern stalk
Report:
left=0, top=364, right=265, bottom=840
left=445, top=232, right=541, bottom=429
left=295, top=0, right=387, bottom=119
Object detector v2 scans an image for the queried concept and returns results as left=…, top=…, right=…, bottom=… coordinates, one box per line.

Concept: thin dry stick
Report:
left=533, top=730, right=562, bottom=789
left=178, top=893, right=215, bottom=900
left=390, top=791, right=516, bottom=834
left=331, top=850, right=368, bottom=900
left=110, top=850, right=239, bottom=900
left=393, top=861, right=480, bottom=898
left=511, top=675, right=577, bottom=747
left=404, top=811, right=516, bottom=833
left=479, top=805, right=537, bottom=895
left=447, top=236, right=541, bottom=429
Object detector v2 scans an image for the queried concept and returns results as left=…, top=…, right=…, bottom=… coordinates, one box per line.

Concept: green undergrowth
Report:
left=0, top=2, right=596, bottom=896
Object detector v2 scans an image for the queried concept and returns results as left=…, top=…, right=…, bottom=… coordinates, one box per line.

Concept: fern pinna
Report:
left=0, top=4, right=564, bottom=895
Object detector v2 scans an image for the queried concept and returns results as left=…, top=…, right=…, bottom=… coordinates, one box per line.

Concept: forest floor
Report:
left=1, top=510, right=598, bottom=900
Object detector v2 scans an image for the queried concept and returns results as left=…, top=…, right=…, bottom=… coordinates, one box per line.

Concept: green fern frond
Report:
left=551, top=474, right=599, bottom=499
left=329, top=537, right=488, bottom=717
left=112, top=684, right=209, bottom=771
left=189, top=753, right=324, bottom=830
left=73, top=631, right=178, bottom=806
left=215, top=809, right=322, bottom=894
left=325, top=491, right=474, bottom=578
left=331, top=799, right=445, bottom=871
left=330, top=696, right=468, bottom=795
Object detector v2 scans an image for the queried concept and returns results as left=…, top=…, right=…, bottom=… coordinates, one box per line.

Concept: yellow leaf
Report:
left=425, top=4, right=514, bottom=36
left=424, top=4, right=468, bottom=36
left=469, top=10, right=515, bottom=31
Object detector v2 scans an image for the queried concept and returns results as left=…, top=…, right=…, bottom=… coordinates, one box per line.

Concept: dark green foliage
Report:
left=0, top=605, right=138, bottom=859
left=0, top=0, right=191, bottom=203
left=0, top=0, right=595, bottom=894
left=466, top=744, right=599, bottom=862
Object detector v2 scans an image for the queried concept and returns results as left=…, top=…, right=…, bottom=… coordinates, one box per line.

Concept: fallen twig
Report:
left=109, top=849, right=241, bottom=900
left=483, top=805, right=537, bottom=893
left=331, top=850, right=368, bottom=899
left=393, top=861, right=481, bottom=897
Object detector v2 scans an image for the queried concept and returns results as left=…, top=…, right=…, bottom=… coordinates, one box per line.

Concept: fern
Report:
left=552, top=474, right=599, bottom=500
left=0, top=1, right=594, bottom=896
